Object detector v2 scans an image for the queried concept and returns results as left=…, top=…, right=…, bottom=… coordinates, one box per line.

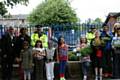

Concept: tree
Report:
left=0, top=0, right=29, bottom=17
left=3, top=0, right=28, bottom=7
left=0, top=2, right=7, bottom=17
left=93, top=18, right=103, bottom=24
left=27, top=0, right=78, bottom=25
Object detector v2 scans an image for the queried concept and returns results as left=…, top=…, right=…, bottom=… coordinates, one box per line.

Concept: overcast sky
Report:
left=5, top=0, right=120, bottom=22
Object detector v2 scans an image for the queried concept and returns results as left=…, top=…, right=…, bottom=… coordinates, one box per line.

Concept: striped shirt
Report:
left=58, top=44, right=68, bottom=61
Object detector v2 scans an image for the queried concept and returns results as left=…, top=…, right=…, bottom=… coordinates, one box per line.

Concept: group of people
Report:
left=75, top=22, right=120, bottom=80
left=0, top=25, right=68, bottom=80
left=0, top=22, right=120, bottom=80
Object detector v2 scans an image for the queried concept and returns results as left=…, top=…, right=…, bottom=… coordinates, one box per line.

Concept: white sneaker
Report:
left=83, top=75, right=87, bottom=80
left=95, top=76, right=98, bottom=80
left=99, top=76, right=102, bottom=80
left=83, top=78, right=87, bottom=80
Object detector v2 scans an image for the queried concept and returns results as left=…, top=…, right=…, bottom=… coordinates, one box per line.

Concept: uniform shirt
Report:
left=86, top=32, right=95, bottom=45
left=31, top=33, right=48, bottom=48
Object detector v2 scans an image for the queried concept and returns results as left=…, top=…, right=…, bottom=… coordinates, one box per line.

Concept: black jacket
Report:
left=1, top=32, right=17, bottom=61
left=15, top=34, right=31, bottom=58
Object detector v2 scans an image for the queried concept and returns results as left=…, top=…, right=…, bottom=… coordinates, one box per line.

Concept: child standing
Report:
left=57, top=37, right=68, bottom=80
left=45, top=40, right=55, bottom=80
left=19, top=41, right=33, bottom=80
left=76, top=36, right=91, bottom=80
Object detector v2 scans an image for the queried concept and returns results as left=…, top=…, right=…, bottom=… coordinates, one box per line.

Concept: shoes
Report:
left=60, top=77, right=66, bottom=80
left=95, top=76, right=98, bottom=80
left=103, top=73, right=109, bottom=78
left=83, top=78, right=87, bottom=80
left=99, top=76, right=102, bottom=80
left=108, top=73, right=112, bottom=77
left=103, top=73, right=112, bottom=78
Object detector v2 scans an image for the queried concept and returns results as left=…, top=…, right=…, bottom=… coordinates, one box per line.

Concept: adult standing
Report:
left=86, top=27, right=97, bottom=45
left=15, top=27, right=31, bottom=80
left=91, top=31, right=104, bottom=80
left=112, top=28, right=120, bottom=79
left=100, top=26, right=113, bottom=77
left=86, top=27, right=97, bottom=76
left=31, top=25, right=48, bottom=48
left=1, top=27, right=17, bottom=80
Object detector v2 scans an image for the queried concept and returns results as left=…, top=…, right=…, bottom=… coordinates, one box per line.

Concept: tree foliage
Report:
left=0, top=2, right=7, bottom=17
left=93, top=18, right=103, bottom=24
left=3, top=0, right=28, bottom=7
left=0, top=0, right=29, bottom=17
left=27, top=0, right=78, bottom=25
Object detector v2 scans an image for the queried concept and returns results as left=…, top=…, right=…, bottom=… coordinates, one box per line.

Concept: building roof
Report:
left=0, top=14, right=28, bottom=20
left=103, top=12, right=120, bottom=26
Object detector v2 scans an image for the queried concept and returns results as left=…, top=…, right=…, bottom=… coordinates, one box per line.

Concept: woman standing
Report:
left=100, top=26, right=113, bottom=77
left=91, top=31, right=103, bottom=80
left=32, top=40, right=46, bottom=80
left=112, top=28, right=120, bottom=79
left=57, top=37, right=68, bottom=80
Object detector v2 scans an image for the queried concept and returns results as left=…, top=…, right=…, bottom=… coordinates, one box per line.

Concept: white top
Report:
left=33, top=47, right=45, bottom=52
left=46, top=48, right=55, bottom=60
left=32, top=47, right=45, bottom=60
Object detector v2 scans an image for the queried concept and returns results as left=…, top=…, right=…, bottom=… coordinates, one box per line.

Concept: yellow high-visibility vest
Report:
left=86, top=32, right=95, bottom=44
left=31, top=33, right=48, bottom=48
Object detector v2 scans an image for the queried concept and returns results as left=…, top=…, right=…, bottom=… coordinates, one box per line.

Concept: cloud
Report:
left=71, top=0, right=120, bottom=21
left=7, top=0, right=120, bottom=22
left=7, top=0, right=43, bottom=14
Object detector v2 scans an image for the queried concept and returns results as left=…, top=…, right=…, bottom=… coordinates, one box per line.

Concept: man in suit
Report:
left=1, top=27, right=17, bottom=80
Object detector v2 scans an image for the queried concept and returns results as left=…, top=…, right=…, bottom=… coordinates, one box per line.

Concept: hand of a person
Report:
left=57, top=60, right=59, bottom=63
left=16, top=58, right=21, bottom=63
left=30, top=63, right=34, bottom=67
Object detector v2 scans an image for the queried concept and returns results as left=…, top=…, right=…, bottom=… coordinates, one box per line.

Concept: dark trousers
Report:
left=113, top=54, right=120, bottom=79
left=34, top=59, right=45, bottom=80
left=103, top=49, right=112, bottom=73
left=1, top=58, right=13, bottom=80
left=82, top=62, right=90, bottom=76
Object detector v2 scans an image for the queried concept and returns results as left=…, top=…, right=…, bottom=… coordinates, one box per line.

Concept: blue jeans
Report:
left=59, top=60, right=67, bottom=77
left=82, top=61, right=90, bottom=75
